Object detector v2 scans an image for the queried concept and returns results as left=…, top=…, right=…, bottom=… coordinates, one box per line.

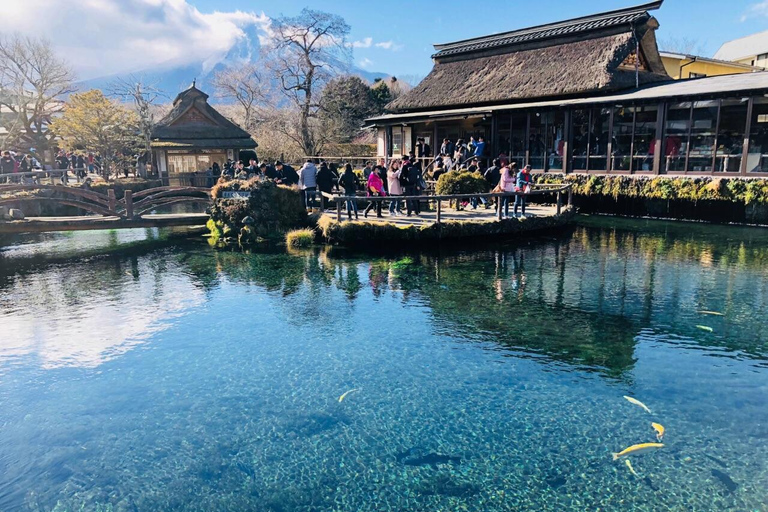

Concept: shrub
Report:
left=286, top=228, right=315, bottom=248
left=435, top=170, right=489, bottom=195
left=208, top=179, right=307, bottom=246
left=535, top=174, right=768, bottom=205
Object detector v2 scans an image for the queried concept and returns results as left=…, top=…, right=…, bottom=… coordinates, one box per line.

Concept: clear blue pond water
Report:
left=0, top=217, right=767, bottom=511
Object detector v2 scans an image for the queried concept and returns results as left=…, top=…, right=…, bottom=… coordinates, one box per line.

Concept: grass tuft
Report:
left=285, top=228, right=315, bottom=248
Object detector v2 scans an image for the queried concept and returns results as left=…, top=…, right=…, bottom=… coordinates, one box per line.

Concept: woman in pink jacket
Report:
left=364, top=167, right=386, bottom=218
left=498, top=162, right=517, bottom=219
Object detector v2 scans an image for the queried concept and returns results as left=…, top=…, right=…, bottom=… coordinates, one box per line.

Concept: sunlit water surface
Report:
left=0, top=218, right=767, bottom=511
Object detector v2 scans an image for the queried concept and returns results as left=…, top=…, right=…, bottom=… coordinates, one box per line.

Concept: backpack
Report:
left=399, top=164, right=411, bottom=187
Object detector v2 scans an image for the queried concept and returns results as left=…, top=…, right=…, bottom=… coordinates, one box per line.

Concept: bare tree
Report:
left=263, top=9, right=352, bottom=156
left=212, top=64, right=267, bottom=133
left=109, top=76, right=165, bottom=177
left=0, top=34, right=76, bottom=163
left=657, top=37, right=704, bottom=56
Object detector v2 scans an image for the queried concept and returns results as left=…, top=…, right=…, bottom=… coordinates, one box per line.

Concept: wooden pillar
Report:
left=497, top=195, right=503, bottom=220
left=568, top=187, right=573, bottom=207
left=108, top=189, right=116, bottom=213
left=741, top=97, right=754, bottom=175
left=125, top=190, right=133, bottom=219
left=436, top=199, right=442, bottom=224
left=652, top=102, right=665, bottom=175
left=337, top=199, right=342, bottom=222
left=557, top=191, right=562, bottom=215
left=564, top=110, right=573, bottom=175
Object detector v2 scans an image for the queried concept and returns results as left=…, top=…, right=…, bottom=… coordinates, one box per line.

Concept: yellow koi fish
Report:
left=698, top=310, right=724, bottom=316
left=625, top=459, right=640, bottom=477
left=696, top=325, right=714, bottom=333
left=338, top=388, right=360, bottom=403
left=612, top=443, right=664, bottom=461
left=623, top=396, right=652, bottom=414
left=652, top=422, right=665, bottom=441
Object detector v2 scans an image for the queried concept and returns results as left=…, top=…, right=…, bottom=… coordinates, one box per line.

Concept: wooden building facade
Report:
left=368, top=1, right=768, bottom=176
left=151, top=84, right=256, bottom=186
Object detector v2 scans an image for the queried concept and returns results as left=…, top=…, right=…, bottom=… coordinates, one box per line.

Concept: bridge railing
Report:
left=319, top=183, right=573, bottom=223
left=0, top=184, right=211, bottom=220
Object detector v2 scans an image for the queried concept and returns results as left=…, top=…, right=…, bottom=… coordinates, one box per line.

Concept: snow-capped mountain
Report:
left=75, top=27, right=390, bottom=100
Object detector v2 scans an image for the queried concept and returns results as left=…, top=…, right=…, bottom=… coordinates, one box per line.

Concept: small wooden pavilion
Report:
left=151, top=83, right=256, bottom=185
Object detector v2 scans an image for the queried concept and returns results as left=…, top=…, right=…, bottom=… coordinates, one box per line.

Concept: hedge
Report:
left=535, top=174, right=768, bottom=205
left=435, top=170, right=489, bottom=195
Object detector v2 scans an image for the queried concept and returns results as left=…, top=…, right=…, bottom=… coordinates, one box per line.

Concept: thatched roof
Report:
left=388, top=1, right=670, bottom=112
left=151, top=84, right=256, bottom=149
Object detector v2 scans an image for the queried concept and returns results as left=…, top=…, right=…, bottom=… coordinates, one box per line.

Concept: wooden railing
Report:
left=319, top=183, right=573, bottom=223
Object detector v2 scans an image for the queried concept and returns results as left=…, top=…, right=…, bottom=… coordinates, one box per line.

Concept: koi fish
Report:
left=698, top=310, right=724, bottom=316
left=338, top=388, right=360, bottom=403
left=612, top=443, right=664, bottom=461
left=696, top=325, right=714, bottom=333
left=625, top=459, right=640, bottom=477
left=624, top=396, right=652, bottom=414
left=652, top=422, right=665, bottom=441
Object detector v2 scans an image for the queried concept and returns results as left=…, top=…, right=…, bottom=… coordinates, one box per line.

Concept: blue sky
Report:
left=193, top=0, right=768, bottom=78
left=5, top=0, right=768, bottom=81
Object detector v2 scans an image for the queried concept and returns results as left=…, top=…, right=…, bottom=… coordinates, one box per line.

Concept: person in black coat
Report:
left=275, top=162, right=298, bottom=186
left=338, top=163, right=360, bottom=220
left=316, top=162, right=335, bottom=199
left=406, top=161, right=424, bottom=216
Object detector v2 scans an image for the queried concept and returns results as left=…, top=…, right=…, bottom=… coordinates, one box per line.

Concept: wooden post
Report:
left=108, top=189, right=116, bottom=214
left=125, top=190, right=133, bottom=219
left=337, top=198, right=342, bottom=222
left=320, top=193, right=325, bottom=211
left=568, top=187, right=573, bottom=207
left=497, top=194, right=503, bottom=221
left=557, top=191, right=562, bottom=215
left=436, top=199, right=442, bottom=224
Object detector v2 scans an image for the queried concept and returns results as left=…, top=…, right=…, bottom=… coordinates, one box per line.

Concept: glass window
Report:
left=612, top=106, right=634, bottom=171
left=748, top=97, right=768, bottom=173
left=663, top=102, right=691, bottom=172
left=687, top=101, right=718, bottom=173
left=167, top=154, right=218, bottom=174
left=633, top=105, right=658, bottom=172
left=588, top=108, right=611, bottom=171
left=509, top=113, right=527, bottom=169
left=496, top=113, right=511, bottom=160
left=715, top=99, right=748, bottom=172
left=572, top=109, right=589, bottom=171
left=528, top=112, right=545, bottom=170
left=392, top=130, right=403, bottom=155
left=545, top=111, right=566, bottom=171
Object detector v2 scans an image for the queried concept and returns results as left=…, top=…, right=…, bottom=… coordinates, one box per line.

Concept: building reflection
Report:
left=1, top=220, right=767, bottom=373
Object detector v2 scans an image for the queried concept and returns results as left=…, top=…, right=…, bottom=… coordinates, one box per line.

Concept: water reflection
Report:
left=1, top=219, right=767, bottom=374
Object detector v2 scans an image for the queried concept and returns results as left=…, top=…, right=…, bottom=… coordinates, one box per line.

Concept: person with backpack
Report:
left=514, top=164, right=533, bottom=217
left=338, top=163, right=360, bottom=220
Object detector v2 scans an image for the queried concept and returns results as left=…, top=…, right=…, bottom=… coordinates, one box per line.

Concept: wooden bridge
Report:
left=0, top=184, right=211, bottom=234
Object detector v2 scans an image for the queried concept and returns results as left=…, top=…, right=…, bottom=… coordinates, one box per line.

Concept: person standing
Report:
left=406, top=161, right=424, bottom=216
left=246, top=158, right=260, bottom=178
left=316, top=161, right=335, bottom=206
left=514, top=164, right=533, bottom=218
left=338, top=163, right=360, bottom=220
left=0, top=151, right=15, bottom=175
left=298, top=160, right=318, bottom=209
left=440, top=138, right=454, bottom=158
left=387, top=160, right=403, bottom=216
left=498, top=162, right=517, bottom=219
left=431, top=160, right=446, bottom=181
left=362, top=161, right=374, bottom=180
left=363, top=167, right=386, bottom=218
left=474, top=136, right=486, bottom=158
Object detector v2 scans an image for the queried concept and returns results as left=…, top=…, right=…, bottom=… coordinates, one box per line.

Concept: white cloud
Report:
left=1, top=0, right=271, bottom=80
left=743, top=1, right=768, bottom=20
left=351, top=37, right=373, bottom=48
left=375, top=41, right=403, bottom=51
left=357, top=57, right=374, bottom=69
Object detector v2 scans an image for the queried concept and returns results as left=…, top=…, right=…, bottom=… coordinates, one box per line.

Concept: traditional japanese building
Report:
left=151, top=83, right=257, bottom=185
left=368, top=1, right=768, bottom=176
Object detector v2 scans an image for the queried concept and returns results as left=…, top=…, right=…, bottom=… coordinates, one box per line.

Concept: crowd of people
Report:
left=0, top=148, right=106, bottom=184
left=219, top=146, right=534, bottom=221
